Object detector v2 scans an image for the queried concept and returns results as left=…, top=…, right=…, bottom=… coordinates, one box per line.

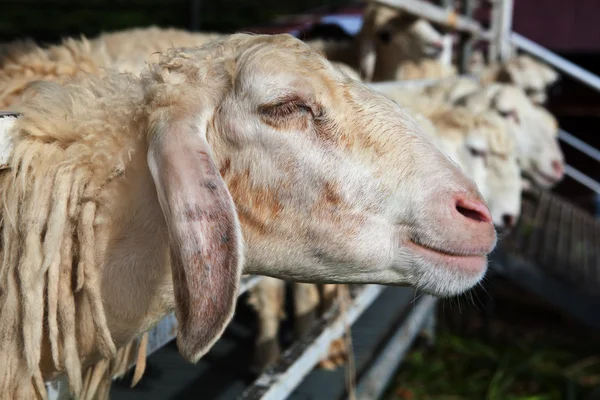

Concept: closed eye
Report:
left=468, top=147, right=487, bottom=158
left=498, top=109, right=520, bottom=124
left=258, top=97, right=325, bottom=131
left=259, top=101, right=313, bottom=118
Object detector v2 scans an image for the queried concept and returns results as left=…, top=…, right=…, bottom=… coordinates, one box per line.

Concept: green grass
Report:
left=384, top=332, right=600, bottom=400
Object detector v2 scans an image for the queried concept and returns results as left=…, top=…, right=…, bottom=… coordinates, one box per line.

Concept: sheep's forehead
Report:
left=465, top=134, right=488, bottom=151
left=235, top=48, right=345, bottom=106
left=496, top=86, right=528, bottom=110
left=476, top=117, right=515, bottom=154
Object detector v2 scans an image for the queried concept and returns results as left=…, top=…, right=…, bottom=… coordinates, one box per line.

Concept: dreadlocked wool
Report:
left=0, top=72, right=146, bottom=399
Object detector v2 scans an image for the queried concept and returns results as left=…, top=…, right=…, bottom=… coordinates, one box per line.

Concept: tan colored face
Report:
left=192, top=34, right=496, bottom=297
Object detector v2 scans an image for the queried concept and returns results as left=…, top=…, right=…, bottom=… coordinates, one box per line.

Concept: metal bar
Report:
left=355, top=295, right=438, bottom=400
left=499, top=0, right=514, bottom=61
left=511, top=33, right=600, bottom=93
left=367, top=78, right=442, bottom=93
left=239, top=285, right=384, bottom=400
left=559, top=130, right=600, bottom=163
left=460, top=0, right=478, bottom=73
left=373, top=0, right=491, bottom=38
left=488, top=0, right=501, bottom=62
left=564, top=165, right=600, bottom=195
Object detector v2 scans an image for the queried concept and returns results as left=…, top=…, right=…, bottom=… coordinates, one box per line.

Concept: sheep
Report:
left=0, top=26, right=229, bottom=110
left=0, top=36, right=106, bottom=109
left=306, top=2, right=451, bottom=82
left=422, top=76, right=481, bottom=104
left=471, top=111, right=522, bottom=229
left=0, top=33, right=498, bottom=399
left=394, top=58, right=457, bottom=81
left=87, top=26, right=223, bottom=75
left=456, top=83, right=565, bottom=189
left=478, top=54, right=560, bottom=105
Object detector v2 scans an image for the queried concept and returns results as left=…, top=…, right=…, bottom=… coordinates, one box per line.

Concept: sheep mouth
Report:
left=530, top=167, right=561, bottom=187
left=406, top=237, right=488, bottom=275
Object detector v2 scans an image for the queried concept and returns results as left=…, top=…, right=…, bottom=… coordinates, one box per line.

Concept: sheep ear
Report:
left=147, top=115, right=243, bottom=363
left=0, top=112, right=19, bottom=170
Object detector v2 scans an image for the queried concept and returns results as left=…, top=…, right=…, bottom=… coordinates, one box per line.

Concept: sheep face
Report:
left=358, top=5, right=445, bottom=81
left=461, top=84, right=564, bottom=189
left=154, top=34, right=497, bottom=299
left=496, top=56, right=560, bottom=105
left=475, top=112, right=522, bottom=230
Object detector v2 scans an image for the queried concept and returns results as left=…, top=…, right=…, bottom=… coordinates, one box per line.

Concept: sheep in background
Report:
left=0, top=26, right=227, bottom=110
left=478, top=54, right=560, bottom=105
left=306, top=2, right=452, bottom=82
left=0, top=33, right=497, bottom=398
left=422, top=76, right=481, bottom=104
left=0, top=36, right=105, bottom=108
left=457, top=84, right=565, bottom=189
left=356, top=1, right=453, bottom=82
left=395, top=58, right=457, bottom=81
left=88, top=26, right=223, bottom=74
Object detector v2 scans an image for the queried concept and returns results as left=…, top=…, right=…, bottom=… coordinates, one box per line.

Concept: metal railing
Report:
left=511, top=33, right=600, bottom=93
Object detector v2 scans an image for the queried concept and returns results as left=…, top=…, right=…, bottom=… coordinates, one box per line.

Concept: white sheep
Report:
left=0, top=26, right=225, bottom=110
left=457, top=83, right=565, bottom=189
left=0, top=33, right=497, bottom=399
left=306, top=2, right=453, bottom=82
left=88, top=26, right=223, bottom=74
left=478, top=54, right=560, bottom=105
left=0, top=36, right=105, bottom=108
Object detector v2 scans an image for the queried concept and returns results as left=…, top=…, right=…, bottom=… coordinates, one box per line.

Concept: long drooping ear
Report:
left=147, top=113, right=243, bottom=363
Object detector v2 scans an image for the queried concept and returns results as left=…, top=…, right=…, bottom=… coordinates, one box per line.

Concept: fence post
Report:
left=460, top=0, right=479, bottom=73
left=489, top=0, right=514, bottom=63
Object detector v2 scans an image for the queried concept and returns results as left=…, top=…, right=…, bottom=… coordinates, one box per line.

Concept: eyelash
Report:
left=469, top=147, right=487, bottom=158
left=260, top=102, right=323, bottom=120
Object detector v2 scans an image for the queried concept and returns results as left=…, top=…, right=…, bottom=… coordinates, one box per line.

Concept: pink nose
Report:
left=455, top=197, right=492, bottom=224
left=551, top=160, right=564, bottom=178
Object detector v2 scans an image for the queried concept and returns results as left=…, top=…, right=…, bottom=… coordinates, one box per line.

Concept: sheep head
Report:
left=357, top=3, right=446, bottom=81
left=142, top=33, right=496, bottom=308
left=458, top=84, right=564, bottom=189
left=473, top=111, right=522, bottom=231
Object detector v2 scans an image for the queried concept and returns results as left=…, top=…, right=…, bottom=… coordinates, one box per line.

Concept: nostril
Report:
left=502, top=214, right=516, bottom=228
left=551, top=160, right=564, bottom=176
left=455, top=197, right=492, bottom=224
